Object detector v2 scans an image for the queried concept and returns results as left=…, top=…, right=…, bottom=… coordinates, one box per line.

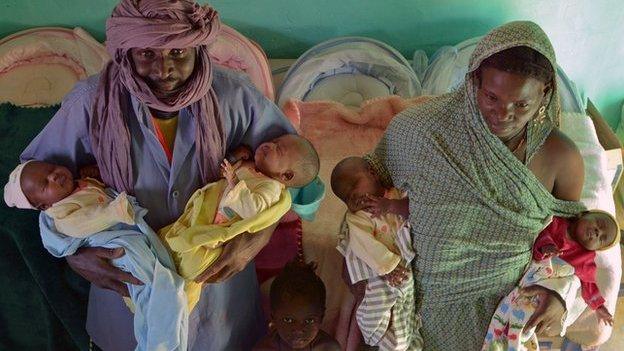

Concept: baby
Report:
left=331, top=156, right=422, bottom=351
left=160, top=134, right=320, bottom=311
left=253, top=260, right=340, bottom=351
left=483, top=210, right=619, bottom=350
left=4, top=160, right=134, bottom=236
left=3, top=160, right=188, bottom=350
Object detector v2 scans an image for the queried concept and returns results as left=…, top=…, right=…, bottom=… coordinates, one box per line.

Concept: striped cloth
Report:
left=338, top=213, right=423, bottom=350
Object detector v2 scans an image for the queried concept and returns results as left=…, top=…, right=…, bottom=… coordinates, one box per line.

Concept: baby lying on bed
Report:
left=3, top=160, right=188, bottom=350
left=331, top=156, right=422, bottom=351
left=483, top=210, right=619, bottom=351
left=159, top=134, right=320, bottom=311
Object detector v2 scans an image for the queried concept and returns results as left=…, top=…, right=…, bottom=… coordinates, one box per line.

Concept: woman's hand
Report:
left=540, top=244, right=561, bottom=259
left=382, top=265, right=409, bottom=287
left=66, top=247, right=143, bottom=297
left=521, top=285, right=566, bottom=336
left=194, top=222, right=278, bottom=284
left=362, top=194, right=393, bottom=218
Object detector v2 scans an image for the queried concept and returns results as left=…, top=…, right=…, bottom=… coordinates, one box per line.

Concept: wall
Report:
left=1, top=0, right=622, bottom=127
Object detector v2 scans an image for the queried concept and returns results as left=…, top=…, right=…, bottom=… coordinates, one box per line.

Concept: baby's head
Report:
left=3, top=160, right=75, bottom=210
left=571, top=210, right=619, bottom=251
left=254, top=134, right=319, bottom=188
left=269, top=260, right=326, bottom=349
left=331, top=156, right=385, bottom=212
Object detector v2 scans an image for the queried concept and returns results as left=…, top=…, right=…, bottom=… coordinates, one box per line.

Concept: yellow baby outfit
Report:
left=159, top=167, right=292, bottom=311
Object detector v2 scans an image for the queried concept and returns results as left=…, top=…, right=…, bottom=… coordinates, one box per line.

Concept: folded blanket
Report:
left=39, top=195, right=188, bottom=351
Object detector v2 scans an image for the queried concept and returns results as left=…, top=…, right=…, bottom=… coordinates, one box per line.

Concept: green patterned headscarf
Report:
left=367, top=21, right=586, bottom=350
left=465, top=20, right=561, bottom=164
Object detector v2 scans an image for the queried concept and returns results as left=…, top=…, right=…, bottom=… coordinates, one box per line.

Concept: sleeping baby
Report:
left=331, top=156, right=422, bottom=351
left=483, top=210, right=619, bottom=351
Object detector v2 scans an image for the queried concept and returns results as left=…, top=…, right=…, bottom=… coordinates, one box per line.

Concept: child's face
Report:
left=254, top=134, right=306, bottom=186
left=573, top=212, right=618, bottom=251
left=335, top=165, right=384, bottom=213
left=21, top=161, right=75, bottom=210
left=272, top=295, right=323, bottom=349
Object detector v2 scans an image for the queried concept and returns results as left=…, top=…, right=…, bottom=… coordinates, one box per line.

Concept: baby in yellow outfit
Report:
left=159, top=134, right=320, bottom=311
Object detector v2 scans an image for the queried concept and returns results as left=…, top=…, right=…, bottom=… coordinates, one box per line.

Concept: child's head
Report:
left=269, top=260, right=326, bottom=349
left=331, top=156, right=385, bottom=212
left=572, top=210, right=620, bottom=251
left=3, top=160, right=75, bottom=210
left=254, top=134, right=319, bottom=188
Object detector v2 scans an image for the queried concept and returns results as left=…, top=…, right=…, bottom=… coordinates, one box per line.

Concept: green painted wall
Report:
left=1, top=0, right=622, bottom=128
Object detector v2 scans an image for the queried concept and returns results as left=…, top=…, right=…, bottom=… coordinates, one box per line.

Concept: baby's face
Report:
left=272, top=295, right=322, bottom=349
left=21, top=161, right=75, bottom=210
left=573, top=212, right=618, bottom=251
left=336, top=167, right=384, bottom=213
left=254, top=134, right=304, bottom=186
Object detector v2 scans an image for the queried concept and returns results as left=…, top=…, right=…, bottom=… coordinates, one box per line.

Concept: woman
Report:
left=367, top=21, right=588, bottom=349
left=21, top=0, right=295, bottom=349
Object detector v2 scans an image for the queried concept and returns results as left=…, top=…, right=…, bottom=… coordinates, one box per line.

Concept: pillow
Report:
left=0, top=27, right=109, bottom=107
left=209, top=25, right=274, bottom=100
left=276, top=37, right=421, bottom=108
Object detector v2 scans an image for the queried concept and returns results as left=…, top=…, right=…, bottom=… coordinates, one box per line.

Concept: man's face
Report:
left=130, top=47, right=196, bottom=96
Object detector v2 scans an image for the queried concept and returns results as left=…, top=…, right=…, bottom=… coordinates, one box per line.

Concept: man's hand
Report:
left=521, top=285, right=565, bottom=336
left=194, top=222, right=278, bottom=284
left=596, top=305, right=614, bottom=326
left=231, top=145, right=253, bottom=162
left=66, top=247, right=143, bottom=297
left=79, top=164, right=101, bottom=181
left=382, top=265, right=409, bottom=287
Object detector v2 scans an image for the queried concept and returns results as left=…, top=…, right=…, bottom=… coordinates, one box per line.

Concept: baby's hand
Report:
left=362, top=194, right=393, bottom=218
left=221, top=159, right=241, bottom=188
left=79, top=164, right=101, bottom=181
left=382, top=265, right=409, bottom=287
left=540, top=244, right=561, bottom=259
left=596, top=305, right=614, bottom=326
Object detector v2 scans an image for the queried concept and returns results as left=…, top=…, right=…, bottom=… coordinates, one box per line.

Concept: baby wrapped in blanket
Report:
left=331, top=156, right=423, bottom=351
left=482, top=210, right=619, bottom=351
left=159, top=134, right=320, bottom=311
left=3, top=160, right=188, bottom=351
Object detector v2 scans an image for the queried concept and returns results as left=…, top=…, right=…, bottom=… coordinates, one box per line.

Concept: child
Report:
left=3, top=160, right=188, bottom=350
left=253, top=260, right=340, bottom=351
left=160, top=134, right=320, bottom=311
left=330, top=156, right=422, bottom=351
left=483, top=210, right=619, bottom=351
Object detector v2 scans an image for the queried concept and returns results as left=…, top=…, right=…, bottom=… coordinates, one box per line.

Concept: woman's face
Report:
left=130, top=48, right=196, bottom=96
left=476, top=66, right=549, bottom=141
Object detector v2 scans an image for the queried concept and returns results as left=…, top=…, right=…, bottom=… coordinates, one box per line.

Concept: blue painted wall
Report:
left=1, top=0, right=622, bottom=127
